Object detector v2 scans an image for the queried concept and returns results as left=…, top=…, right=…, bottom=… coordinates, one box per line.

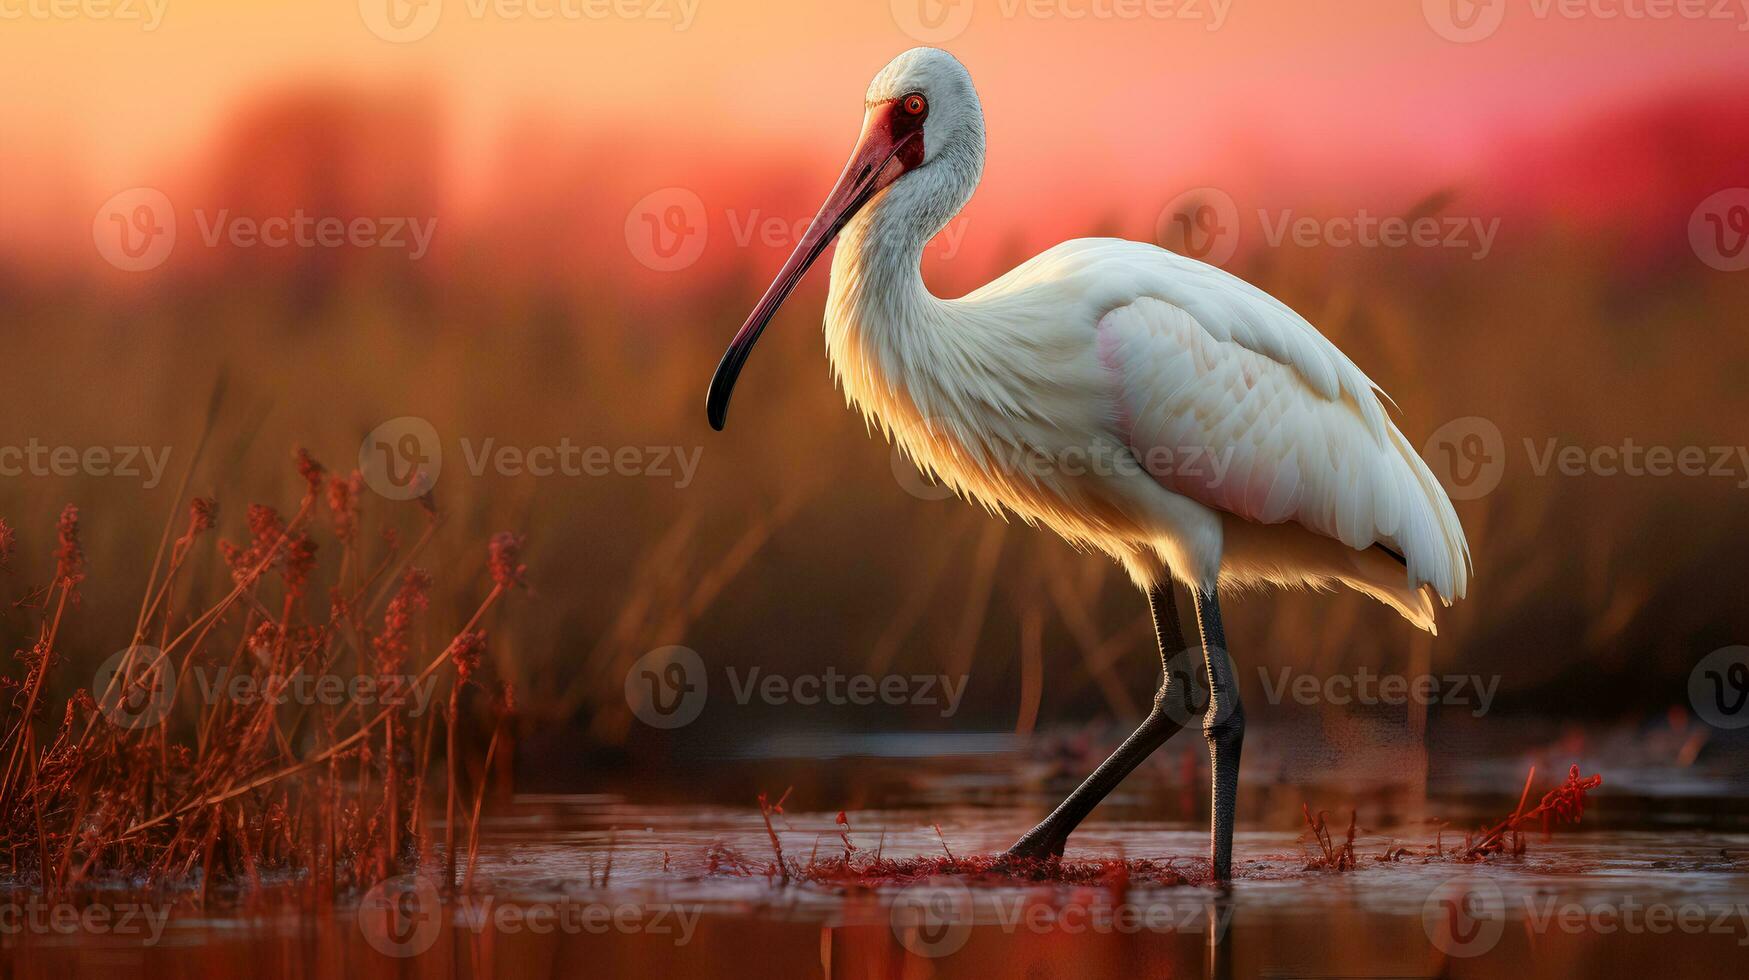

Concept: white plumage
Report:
left=721, top=47, right=1472, bottom=633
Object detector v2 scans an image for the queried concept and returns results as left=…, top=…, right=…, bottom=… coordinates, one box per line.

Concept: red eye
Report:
left=902, top=94, right=927, bottom=116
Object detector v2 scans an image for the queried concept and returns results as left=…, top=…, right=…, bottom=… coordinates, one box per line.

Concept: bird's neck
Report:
left=824, top=160, right=978, bottom=421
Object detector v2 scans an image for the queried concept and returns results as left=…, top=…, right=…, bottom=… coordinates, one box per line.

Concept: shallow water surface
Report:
left=7, top=730, right=1749, bottom=978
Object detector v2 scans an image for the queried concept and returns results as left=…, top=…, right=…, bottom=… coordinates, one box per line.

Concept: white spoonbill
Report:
left=706, top=47, right=1471, bottom=882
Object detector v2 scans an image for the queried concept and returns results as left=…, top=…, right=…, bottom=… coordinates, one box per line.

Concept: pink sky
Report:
left=4, top=0, right=1744, bottom=272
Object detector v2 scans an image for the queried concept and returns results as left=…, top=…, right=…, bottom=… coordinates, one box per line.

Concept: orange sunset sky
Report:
left=3, top=0, right=1745, bottom=273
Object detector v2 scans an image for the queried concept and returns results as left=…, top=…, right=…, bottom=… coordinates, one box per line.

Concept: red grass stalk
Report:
left=1, top=451, right=523, bottom=903
left=461, top=687, right=513, bottom=893
left=1301, top=805, right=1358, bottom=871
left=1463, top=764, right=1603, bottom=859
left=757, top=789, right=791, bottom=883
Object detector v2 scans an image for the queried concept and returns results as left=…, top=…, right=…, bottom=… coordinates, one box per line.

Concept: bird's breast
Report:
left=823, top=302, right=1155, bottom=552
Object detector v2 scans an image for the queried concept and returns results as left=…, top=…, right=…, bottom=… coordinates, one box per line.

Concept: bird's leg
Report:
left=1192, top=587, right=1245, bottom=883
left=1005, top=584, right=1194, bottom=861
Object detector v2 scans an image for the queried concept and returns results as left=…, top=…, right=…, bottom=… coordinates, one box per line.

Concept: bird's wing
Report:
left=1073, top=242, right=1470, bottom=601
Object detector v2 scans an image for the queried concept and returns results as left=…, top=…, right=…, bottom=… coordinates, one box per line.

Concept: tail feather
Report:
left=1380, top=421, right=1472, bottom=604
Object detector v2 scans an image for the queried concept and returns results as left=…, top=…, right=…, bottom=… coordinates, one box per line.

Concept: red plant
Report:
left=1463, top=764, right=1603, bottom=859
left=0, top=452, right=525, bottom=902
left=1302, top=805, right=1358, bottom=871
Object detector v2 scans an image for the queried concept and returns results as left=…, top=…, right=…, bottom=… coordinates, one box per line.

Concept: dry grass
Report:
left=0, top=449, right=523, bottom=900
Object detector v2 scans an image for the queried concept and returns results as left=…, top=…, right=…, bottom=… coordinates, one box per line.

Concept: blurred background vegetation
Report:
left=3, top=53, right=1747, bottom=808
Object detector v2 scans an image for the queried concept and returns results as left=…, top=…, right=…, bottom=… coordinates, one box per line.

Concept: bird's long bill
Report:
left=706, top=102, right=917, bottom=431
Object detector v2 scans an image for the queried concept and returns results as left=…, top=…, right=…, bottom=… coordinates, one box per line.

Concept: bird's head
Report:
left=706, top=47, right=985, bottom=431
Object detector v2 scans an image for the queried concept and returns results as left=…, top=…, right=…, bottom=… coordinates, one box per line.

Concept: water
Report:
left=6, top=728, right=1749, bottom=978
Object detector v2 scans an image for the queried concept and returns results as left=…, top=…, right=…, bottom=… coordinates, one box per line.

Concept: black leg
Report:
left=1192, top=587, right=1245, bottom=883
left=1006, top=584, right=1194, bottom=860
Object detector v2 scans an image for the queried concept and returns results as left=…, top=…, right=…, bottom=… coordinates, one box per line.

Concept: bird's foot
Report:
left=995, top=827, right=1067, bottom=876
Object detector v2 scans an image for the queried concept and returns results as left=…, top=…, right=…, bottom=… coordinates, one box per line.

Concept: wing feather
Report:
left=1094, top=283, right=1470, bottom=603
